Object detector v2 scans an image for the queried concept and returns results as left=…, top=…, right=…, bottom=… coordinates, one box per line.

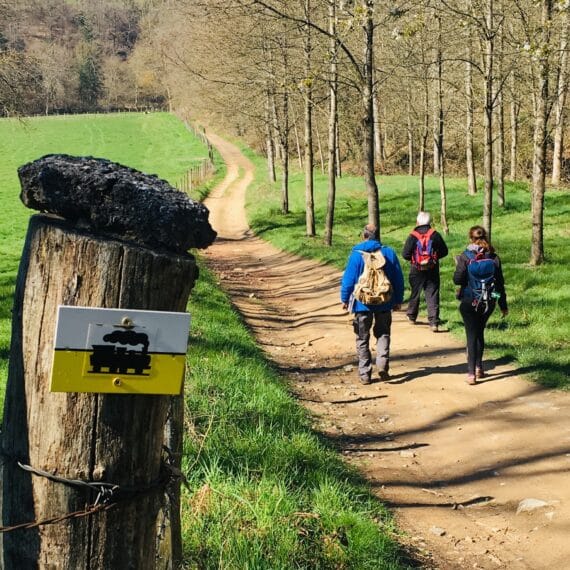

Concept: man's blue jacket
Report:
left=340, top=239, right=404, bottom=313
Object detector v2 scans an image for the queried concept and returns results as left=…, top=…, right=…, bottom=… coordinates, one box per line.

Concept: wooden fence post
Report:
left=1, top=155, right=216, bottom=569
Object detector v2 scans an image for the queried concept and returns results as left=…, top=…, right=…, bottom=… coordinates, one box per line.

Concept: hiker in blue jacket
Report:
left=341, top=224, right=404, bottom=384
left=453, top=225, right=508, bottom=385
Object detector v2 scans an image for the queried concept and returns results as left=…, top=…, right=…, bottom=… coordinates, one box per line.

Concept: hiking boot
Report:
left=406, top=316, right=416, bottom=324
left=475, top=367, right=486, bottom=379
left=378, top=370, right=390, bottom=382
left=430, top=324, right=439, bottom=333
left=465, top=374, right=477, bottom=385
left=360, top=376, right=372, bottom=385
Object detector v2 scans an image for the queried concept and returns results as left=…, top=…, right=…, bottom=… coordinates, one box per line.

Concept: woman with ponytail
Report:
left=453, top=226, right=508, bottom=384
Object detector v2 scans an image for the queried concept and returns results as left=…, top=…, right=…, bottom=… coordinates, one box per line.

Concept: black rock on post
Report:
left=18, top=154, right=217, bottom=252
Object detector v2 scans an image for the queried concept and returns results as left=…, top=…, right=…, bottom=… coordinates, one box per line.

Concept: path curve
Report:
left=203, top=135, right=570, bottom=570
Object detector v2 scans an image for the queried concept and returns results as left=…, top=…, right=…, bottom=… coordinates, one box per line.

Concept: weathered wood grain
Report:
left=1, top=215, right=196, bottom=569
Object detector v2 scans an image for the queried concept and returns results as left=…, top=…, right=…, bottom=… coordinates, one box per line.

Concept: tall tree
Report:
left=435, top=13, right=448, bottom=234
left=482, top=0, right=496, bottom=239
left=508, top=69, right=520, bottom=181
left=303, top=0, right=316, bottom=237
left=465, top=16, right=477, bottom=195
left=324, top=0, right=338, bottom=246
left=495, top=0, right=505, bottom=207
left=530, top=0, right=553, bottom=265
left=551, top=8, right=569, bottom=186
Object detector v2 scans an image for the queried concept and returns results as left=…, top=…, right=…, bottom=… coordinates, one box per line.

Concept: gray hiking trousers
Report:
left=353, top=311, right=392, bottom=381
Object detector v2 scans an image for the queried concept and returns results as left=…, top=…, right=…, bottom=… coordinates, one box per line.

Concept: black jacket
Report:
left=453, top=249, right=508, bottom=311
left=402, top=225, right=449, bottom=272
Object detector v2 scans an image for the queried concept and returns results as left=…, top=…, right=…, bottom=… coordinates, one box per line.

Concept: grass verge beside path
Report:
left=242, top=147, right=570, bottom=389
left=0, top=111, right=221, bottom=415
left=184, top=262, right=412, bottom=569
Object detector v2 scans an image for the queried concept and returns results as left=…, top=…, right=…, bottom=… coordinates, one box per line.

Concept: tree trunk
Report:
left=315, top=125, right=325, bottom=175
left=496, top=84, right=505, bottom=206
left=304, top=0, right=315, bottom=237
left=495, top=7, right=505, bottom=207
left=531, top=0, right=553, bottom=265
left=335, top=120, right=342, bottom=178
left=419, top=80, right=429, bottom=212
left=439, top=154, right=448, bottom=235
left=407, top=93, right=414, bottom=176
left=271, top=92, right=282, bottom=163
left=265, top=92, right=277, bottom=183
left=281, top=92, right=290, bottom=214
left=325, top=0, right=337, bottom=247
left=363, top=1, right=379, bottom=231
left=432, top=82, right=440, bottom=176
left=552, top=12, right=569, bottom=186
left=293, top=118, right=303, bottom=170
left=483, top=0, right=495, bottom=240
left=436, top=15, right=448, bottom=234
left=373, top=70, right=384, bottom=170
left=1, top=215, right=196, bottom=569
left=509, top=72, right=519, bottom=181
left=466, top=33, right=477, bottom=195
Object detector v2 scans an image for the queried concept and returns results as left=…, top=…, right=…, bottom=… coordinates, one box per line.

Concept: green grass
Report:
left=243, top=149, right=570, bottom=389
left=183, top=263, right=410, bottom=568
left=0, top=111, right=219, bottom=414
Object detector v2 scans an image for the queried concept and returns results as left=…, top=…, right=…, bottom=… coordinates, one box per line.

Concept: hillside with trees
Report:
left=2, top=0, right=568, bottom=263
left=0, top=0, right=166, bottom=114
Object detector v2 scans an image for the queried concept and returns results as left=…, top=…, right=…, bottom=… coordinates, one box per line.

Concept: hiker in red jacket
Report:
left=402, top=212, right=448, bottom=332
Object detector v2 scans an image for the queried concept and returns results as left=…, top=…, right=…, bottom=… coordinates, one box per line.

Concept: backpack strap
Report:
left=411, top=228, right=435, bottom=241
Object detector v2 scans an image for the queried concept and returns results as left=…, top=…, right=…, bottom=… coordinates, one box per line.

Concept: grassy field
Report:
left=0, top=111, right=218, bottom=414
left=244, top=150, right=570, bottom=389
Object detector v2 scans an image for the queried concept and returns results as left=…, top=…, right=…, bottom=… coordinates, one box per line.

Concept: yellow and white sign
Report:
left=51, top=306, right=190, bottom=395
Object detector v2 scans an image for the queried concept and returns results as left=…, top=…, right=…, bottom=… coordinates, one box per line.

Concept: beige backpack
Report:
left=353, top=250, right=393, bottom=305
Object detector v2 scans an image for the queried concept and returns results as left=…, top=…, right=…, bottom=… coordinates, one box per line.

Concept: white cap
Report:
left=416, top=211, right=431, bottom=226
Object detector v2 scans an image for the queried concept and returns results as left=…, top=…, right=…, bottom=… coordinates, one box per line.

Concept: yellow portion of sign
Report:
left=51, top=350, right=185, bottom=395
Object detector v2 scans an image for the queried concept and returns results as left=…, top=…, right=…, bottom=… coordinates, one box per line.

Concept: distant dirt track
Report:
left=203, top=133, right=570, bottom=570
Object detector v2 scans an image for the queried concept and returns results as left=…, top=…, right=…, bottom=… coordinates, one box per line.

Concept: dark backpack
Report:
left=465, top=250, right=497, bottom=311
left=410, top=228, right=437, bottom=270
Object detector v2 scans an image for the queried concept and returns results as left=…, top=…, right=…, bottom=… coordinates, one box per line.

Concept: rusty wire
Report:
left=0, top=503, right=116, bottom=533
left=0, top=448, right=185, bottom=533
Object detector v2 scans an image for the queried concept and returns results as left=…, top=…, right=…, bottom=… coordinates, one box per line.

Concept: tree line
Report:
left=0, top=0, right=169, bottom=115
left=140, top=0, right=568, bottom=266
left=2, top=0, right=567, bottom=266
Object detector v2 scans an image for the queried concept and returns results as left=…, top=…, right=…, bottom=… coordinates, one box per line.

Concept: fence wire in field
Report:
left=177, top=122, right=216, bottom=195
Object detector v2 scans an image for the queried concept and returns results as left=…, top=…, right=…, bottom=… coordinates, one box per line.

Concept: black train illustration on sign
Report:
left=89, top=330, right=151, bottom=376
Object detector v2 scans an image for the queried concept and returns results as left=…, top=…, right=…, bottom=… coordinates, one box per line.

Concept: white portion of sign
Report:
left=54, top=306, right=190, bottom=354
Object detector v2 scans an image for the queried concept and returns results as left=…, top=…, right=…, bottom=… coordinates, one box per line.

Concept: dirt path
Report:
left=203, top=134, right=570, bottom=569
